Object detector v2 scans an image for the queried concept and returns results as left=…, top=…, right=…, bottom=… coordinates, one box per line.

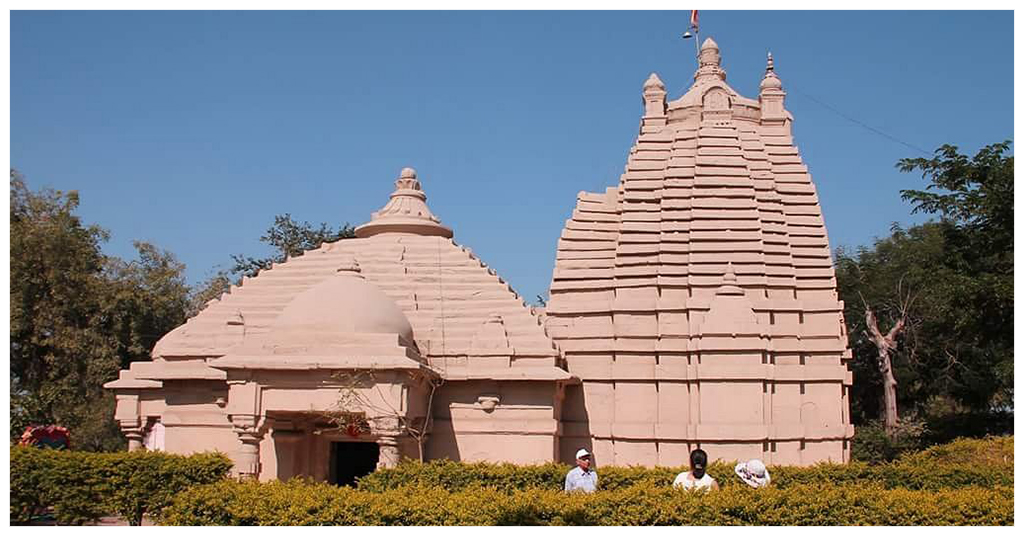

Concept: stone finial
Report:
left=760, top=51, right=783, bottom=91
left=717, top=264, right=744, bottom=296
left=695, top=36, right=727, bottom=82
left=642, top=72, right=667, bottom=121
left=354, top=167, right=454, bottom=239
left=643, top=72, right=666, bottom=93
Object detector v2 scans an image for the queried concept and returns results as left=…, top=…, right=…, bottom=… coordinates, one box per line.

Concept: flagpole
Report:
left=693, top=26, right=700, bottom=62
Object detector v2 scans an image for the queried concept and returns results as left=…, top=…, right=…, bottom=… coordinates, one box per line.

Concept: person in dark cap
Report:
left=673, top=448, right=719, bottom=491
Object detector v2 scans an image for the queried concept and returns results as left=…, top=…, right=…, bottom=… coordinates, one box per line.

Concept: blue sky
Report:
left=10, top=10, right=1014, bottom=302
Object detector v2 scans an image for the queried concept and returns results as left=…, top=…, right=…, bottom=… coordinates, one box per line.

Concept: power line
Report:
left=786, top=84, right=933, bottom=157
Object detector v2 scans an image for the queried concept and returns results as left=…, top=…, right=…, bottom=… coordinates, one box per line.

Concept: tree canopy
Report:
left=10, top=172, right=192, bottom=450
left=836, top=141, right=1013, bottom=429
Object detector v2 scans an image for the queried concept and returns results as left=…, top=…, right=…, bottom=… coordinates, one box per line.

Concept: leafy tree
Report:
left=188, top=214, right=356, bottom=315
left=229, top=213, right=355, bottom=279
left=10, top=171, right=191, bottom=451
left=897, top=140, right=1013, bottom=410
left=837, top=141, right=1014, bottom=431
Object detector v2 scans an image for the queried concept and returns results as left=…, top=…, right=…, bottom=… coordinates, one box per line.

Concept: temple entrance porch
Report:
left=263, top=410, right=410, bottom=483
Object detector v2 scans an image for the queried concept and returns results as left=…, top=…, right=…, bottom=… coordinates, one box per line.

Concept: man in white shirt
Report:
left=564, top=448, right=598, bottom=493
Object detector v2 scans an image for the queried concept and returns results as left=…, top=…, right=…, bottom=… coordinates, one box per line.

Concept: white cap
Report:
left=575, top=448, right=591, bottom=459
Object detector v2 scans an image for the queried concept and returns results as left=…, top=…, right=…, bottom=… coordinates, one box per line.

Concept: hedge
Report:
left=357, top=436, right=1013, bottom=493
left=159, top=479, right=1014, bottom=526
left=9, top=447, right=233, bottom=525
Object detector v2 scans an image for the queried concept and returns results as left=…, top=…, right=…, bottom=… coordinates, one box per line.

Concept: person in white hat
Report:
left=564, top=448, right=598, bottom=493
left=734, top=459, right=771, bottom=488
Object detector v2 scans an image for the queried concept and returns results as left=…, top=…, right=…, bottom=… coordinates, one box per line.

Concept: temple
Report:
left=106, top=37, right=853, bottom=482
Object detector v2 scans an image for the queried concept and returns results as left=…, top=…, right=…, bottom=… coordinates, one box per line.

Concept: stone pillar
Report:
left=119, top=419, right=145, bottom=451
left=377, top=435, right=401, bottom=469
left=230, top=415, right=265, bottom=479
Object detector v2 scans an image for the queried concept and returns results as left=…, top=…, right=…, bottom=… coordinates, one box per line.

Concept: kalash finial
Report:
left=760, top=51, right=783, bottom=91
left=354, top=167, right=454, bottom=239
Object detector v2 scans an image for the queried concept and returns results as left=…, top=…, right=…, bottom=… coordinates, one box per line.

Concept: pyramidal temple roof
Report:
left=545, top=37, right=848, bottom=360
left=141, top=168, right=567, bottom=383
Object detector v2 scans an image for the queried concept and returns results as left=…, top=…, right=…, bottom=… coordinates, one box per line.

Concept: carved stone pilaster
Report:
left=230, top=414, right=266, bottom=479
left=119, top=419, right=145, bottom=451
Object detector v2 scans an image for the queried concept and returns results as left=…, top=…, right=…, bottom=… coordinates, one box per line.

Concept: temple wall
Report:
left=427, top=380, right=560, bottom=463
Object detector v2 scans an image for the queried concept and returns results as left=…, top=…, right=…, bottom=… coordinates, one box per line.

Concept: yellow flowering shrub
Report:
left=160, top=479, right=1013, bottom=526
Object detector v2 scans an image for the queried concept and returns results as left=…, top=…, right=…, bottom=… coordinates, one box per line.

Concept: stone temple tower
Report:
left=545, top=38, right=855, bottom=466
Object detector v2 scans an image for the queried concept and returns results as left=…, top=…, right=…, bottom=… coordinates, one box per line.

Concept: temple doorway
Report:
left=329, top=441, right=380, bottom=486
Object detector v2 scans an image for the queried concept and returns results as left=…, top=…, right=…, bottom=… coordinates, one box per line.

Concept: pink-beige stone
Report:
left=106, top=38, right=852, bottom=480
left=547, top=39, right=853, bottom=466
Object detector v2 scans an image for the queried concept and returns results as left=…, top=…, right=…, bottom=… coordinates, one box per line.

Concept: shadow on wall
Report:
left=559, top=383, right=593, bottom=465
left=424, top=388, right=461, bottom=462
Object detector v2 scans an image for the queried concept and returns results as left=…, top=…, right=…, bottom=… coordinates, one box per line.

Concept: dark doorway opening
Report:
left=329, top=441, right=380, bottom=487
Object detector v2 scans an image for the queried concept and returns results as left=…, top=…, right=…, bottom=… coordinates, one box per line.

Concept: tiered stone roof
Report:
left=111, top=168, right=568, bottom=387
left=546, top=40, right=849, bottom=359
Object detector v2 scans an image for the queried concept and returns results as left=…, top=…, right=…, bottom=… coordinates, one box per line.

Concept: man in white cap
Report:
left=564, top=448, right=598, bottom=493
left=735, top=459, right=771, bottom=488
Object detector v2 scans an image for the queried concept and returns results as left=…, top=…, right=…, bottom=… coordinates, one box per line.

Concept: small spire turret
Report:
left=760, top=51, right=783, bottom=91
left=694, top=37, right=727, bottom=82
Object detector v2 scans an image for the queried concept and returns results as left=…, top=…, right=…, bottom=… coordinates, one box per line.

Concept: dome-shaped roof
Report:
left=271, top=261, right=414, bottom=343
left=760, top=74, right=782, bottom=90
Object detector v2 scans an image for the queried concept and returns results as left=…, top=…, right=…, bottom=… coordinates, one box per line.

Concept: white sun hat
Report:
left=735, top=459, right=770, bottom=488
left=575, top=448, right=592, bottom=459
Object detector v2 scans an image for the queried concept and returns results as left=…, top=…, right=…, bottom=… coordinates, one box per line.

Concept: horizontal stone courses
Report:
left=571, top=211, right=620, bottom=223
left=561, top=229, right=620, bottom=241
left=556, top=249, right=617, bottom=260
left=687, top=240, right=763, bottom=252
left=694, top=166, right=752, bottom=177
left=621, top=178, right=665, bottom=191
left=697, top=137, right=741, bottom=147
left=626, top=159, right=667, bottom=171
left=761, top=135, right=794, bottom=146
left=623, top=190, right=662, bottom=202
left=666, top=156, right=697, bottom=167
left=553, top=267, right=615, bottom=280
left=664, top=167, right=696, bottom=179
left=776, top=183, right=816, bottom=194
left=697, top=127, right=739, bottom=137
left=566, top=220, right=619, bottom=232
left=621, top=169, right=664, bottom=181
left=768, top=154, right=803, bottom=165
left=556, top=241, right=617, bottom=253
left=549, top=278, right=616, bottom=291
left=690, top=208, right=761, bottom=219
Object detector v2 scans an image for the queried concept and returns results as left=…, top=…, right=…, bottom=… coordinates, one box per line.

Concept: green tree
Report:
left=837, top=141, right=1014, bottom=432
left=10, top=172, right=192, bottom=450
left=229, top=213, right=355, bottom=278
left=189, top=214, right=355, bottom=315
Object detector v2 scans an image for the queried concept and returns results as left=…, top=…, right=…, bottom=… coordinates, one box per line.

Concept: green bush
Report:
left=160, top=479, right=1014, bottom=526
left=9, top=447, right=232, bottom=525
left=357, top=436, right=1012, bottom=493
